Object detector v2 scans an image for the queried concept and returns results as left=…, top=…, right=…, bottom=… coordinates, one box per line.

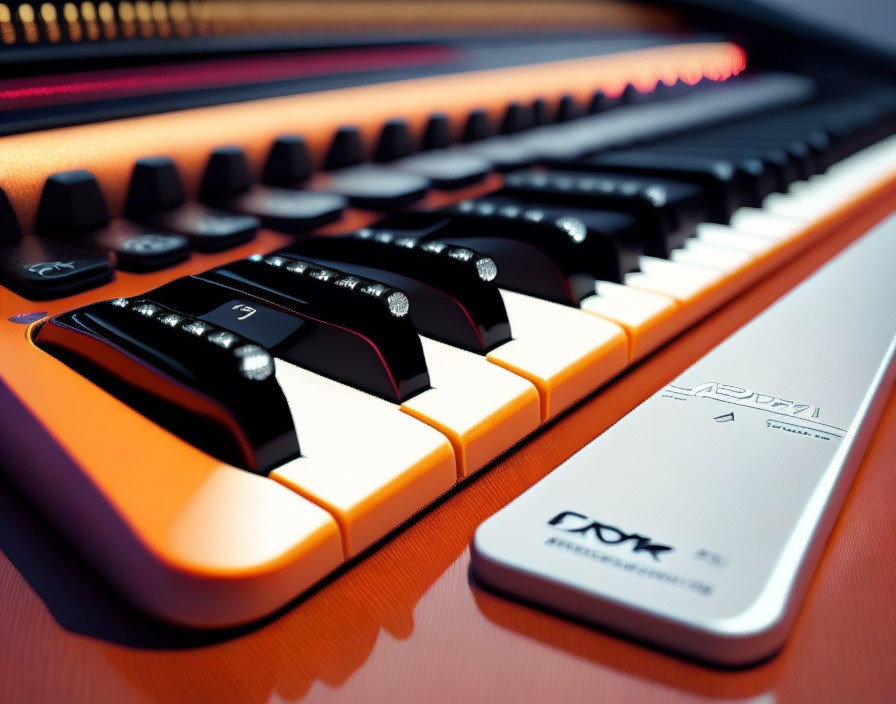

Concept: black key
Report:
left=500, top=102, right=534, bottom=134
left=454, top=196, right=642, bottom=282
left=126, top=157, right=258, bottom=251
left=370, top=200, right=636, bottom=306
left=392, top=149, right=491, bottom=190
left=142, top=204, right=259, bottom=252
left=619, top=83, right=651, bottom=106
left=192, top=258, right=429, bottom=403
left=0, top=237, right=113, bottom=299
left=321, top=166, right=430, bottom=211
left=531, top=98, right=551, bottom=127
left=287, top=229, right=511, bottom=353
left=35, top=296, right=298, bottom=473
left=323, top=126, right=366, bottom=171
left=420, top=113, right=452, bottom=151
left=433, top=197, right=641, bottom=303
left=374, top=119, right=414, bottom=162
left=462, top=109, right=493, bottom=143
left=696, top=129, right=825, bottom=179
left=589, top=90, right=619, bottom=114
left=556, top=94, right=584, bottom=122
left=262, top=136, right=314, bottom=186
left=35, top=170, right=190, bottom=270
left=669, top=132, right=814, bottom=181
left=200, top=147, right=346, bottom=233
left=579, top=150, right=760, bottom=220
left=319, top=127, right=430, bottom=208
left=645, top=144, right=784, bottom=198
left=502, top=169, right=707, bottom=257
left=462, top=137, right=535, bottom=172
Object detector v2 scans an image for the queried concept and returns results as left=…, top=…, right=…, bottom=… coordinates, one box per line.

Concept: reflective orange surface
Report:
left=1, top=192, right=895, bottom=702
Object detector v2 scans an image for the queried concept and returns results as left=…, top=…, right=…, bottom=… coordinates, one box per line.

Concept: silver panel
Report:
left=471, top=212, right=896, bottom=666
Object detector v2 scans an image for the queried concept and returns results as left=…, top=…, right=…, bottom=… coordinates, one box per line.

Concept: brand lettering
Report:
left=547, top=511, right=673, bottom=561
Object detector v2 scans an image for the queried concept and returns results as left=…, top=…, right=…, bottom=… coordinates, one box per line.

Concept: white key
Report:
left=696, top=222, right=778, bottom=255
left=727, top=208, right=806, bottom=240
left=580, top=281, right=681, bottom=360
left=270, top=362, right=457, bottom=557
left=402, top=337, right=541, bottom=478
left=671, top=240, right=755, bottom=273
left=487, top=289, right=628, bottom=420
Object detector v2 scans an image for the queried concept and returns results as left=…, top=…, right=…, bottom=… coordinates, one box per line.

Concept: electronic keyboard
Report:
left=1, top=0, right=895, bottom=684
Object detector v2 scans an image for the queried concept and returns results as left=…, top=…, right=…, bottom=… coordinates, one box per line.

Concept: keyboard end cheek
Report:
left=0, top=340, right=344, bottom=628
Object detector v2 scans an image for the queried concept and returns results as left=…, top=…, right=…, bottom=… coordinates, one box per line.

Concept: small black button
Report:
left=36, top=170, right=109, bottom=236
left=226, top=188, right=346, bottom=234
left=126, top=157, right=187, bottom=214
left=375, top=119, right=414, bottom=162
left=500, top=102, right=534, bottom=135
left=461, top=109, right=493, bottom=143
left=324, top=126, right=366, bottom=171
left=90, top=221, right=189, bottom=271
left=143, top=203, right=258, bottom=251
left=531, top=98, right=551, bottom=127
left=322, top=166, right=429, bottom=211
left=392, top=149, right=490, bottom=190
left=556, top=94, right=583, bottom=122
left=263, top=136, right=313, bottom=186
left=0, top=237, right=113, bottom=299
left=589, top=90, right=618, bottom=114
left=200, top=146, right=253, bottom=201
left=420, top=113, right=452, bottom=151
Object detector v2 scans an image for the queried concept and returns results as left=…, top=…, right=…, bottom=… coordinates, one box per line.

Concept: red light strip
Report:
left=0, top=45, right=459, bottom=110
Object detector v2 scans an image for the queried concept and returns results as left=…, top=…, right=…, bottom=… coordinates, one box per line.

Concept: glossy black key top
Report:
left=0, top=237, right=113, bottom=299
left=451, top=196, right=642, bottom=283
left=200, top=147, right=346, bottom=233
left=287, top=230, right=511, bottom=353
left=35, top=170, right=190, bottom=271
left=126, top=157, right=258, bottom=251
left=34, top=297, right=298, bottom=473
left=696, top=129, right=825, bottom=179
left=193, top=259, right=429, bottom=403
left=643, top=144, right=783, bottom=198
left=371, top=201, right=635, bottom=306
left=665, top=133, right=808, bottom=183
left=501, top=169, right=706, bottom=257
left=579, top=150, right=760, bottom=221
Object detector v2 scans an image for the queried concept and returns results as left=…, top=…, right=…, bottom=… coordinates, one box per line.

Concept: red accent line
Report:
left=0, top=45, right=460, bottom=111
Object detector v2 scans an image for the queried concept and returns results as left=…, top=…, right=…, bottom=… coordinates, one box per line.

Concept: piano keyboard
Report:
left=1, top=42, right=895, bottom=627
